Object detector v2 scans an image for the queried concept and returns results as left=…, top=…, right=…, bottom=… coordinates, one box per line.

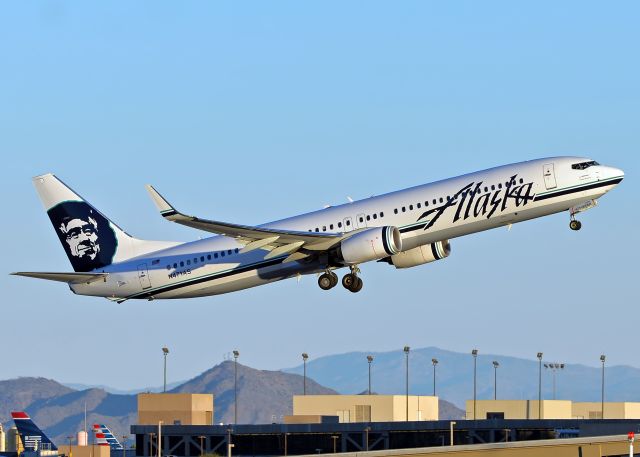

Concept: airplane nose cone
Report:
left=612, top=167, right=625, bottom=180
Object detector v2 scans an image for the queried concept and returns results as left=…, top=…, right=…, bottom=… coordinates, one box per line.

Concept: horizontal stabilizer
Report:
left=11, top=271, right=108, bottom=284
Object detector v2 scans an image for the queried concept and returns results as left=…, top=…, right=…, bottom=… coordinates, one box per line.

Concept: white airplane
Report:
left=13, top=157, right=623, bottom=301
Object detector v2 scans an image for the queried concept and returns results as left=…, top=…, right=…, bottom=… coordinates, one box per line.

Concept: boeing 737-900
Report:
left=12, top=157, right=623, bottom=301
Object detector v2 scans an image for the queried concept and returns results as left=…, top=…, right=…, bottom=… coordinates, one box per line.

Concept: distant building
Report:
left=292, top=395, right=439, bottom=422
left=137, top=393, right=214, bottom=426
left=572, top=402, right=640, bottom=419
left=465, top=400, right=572, bottom=420
left=0, top=423, right=5, bottom=452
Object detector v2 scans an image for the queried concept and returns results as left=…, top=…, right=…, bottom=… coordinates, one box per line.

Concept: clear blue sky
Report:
left=1, top=2, right=638, bottom=390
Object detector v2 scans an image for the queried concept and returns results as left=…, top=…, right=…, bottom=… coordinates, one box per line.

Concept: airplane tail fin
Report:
left=11, top=411, right=57, bottom=451
left=92, top=424, right=123, bottom=450
left=32, top=174, right=178, bottom=272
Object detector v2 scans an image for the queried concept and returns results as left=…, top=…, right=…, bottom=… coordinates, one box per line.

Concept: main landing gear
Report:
left=317, top=266, right=364, bottom=293
left=569, top=215, right=582, bottom=231
left=318, top=270, right=339, bottom=290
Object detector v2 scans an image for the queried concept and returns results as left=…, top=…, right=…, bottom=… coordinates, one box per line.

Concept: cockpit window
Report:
left=571, top=160, right=599, bottom=170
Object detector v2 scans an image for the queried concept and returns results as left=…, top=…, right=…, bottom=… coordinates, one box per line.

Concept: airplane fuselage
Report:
left=60, top=156, right=623, bottom=300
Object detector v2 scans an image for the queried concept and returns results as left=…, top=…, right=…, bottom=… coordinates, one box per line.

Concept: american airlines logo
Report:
left=418, top=174, right=535, bottom=230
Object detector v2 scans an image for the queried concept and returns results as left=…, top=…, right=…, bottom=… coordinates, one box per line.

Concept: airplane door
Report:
left=343, top=217, right=353, bottom=232
left=356, top=213, right=367, bottom=229
left=543, top=163, right=557, bottom=190
left=137, top=263, right=152, bottom=289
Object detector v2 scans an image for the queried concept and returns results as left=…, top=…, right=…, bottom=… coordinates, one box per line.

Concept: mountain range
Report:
left=0, top=361, right=338, bottom=445
left=7, top=345, right=639, bottom=446
left=284, top=346, right=640, bottom=408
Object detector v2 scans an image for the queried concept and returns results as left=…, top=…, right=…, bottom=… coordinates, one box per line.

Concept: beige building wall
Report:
left=293, top=395, right=438, bottom=422
left=572, top=402, right=640, bottom=419
left=465, top=400, right=572, bottom=420
left=59, top=445, right=110, bottom=457
left=138, top=393, right=214, bottom=425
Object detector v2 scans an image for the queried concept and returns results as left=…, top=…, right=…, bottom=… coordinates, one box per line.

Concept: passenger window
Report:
left=394, top=208, right=398, bottom=214
left=187, top=260, right=191, bottom=265
left=180, top=261, right=184, bottom=267
left=484, top=187, right=488, bottom=192
left=173, top=263, right=177, bottom=268
left=214, top=253, right=219, bottom=258
left=491, top=185, right=495, bottom=191
left=200, top=256, right=205, bottom=262
left=417, top=203, right=421, bottom=208
left=221, top=251, right=225, bottom=257
left=315, top=228, right=319, bottom=232
left=402, top=207, right=406, bottom=212
left=194, top=258, right=198, bottom=264
left=432, top=199, right=437, bottom=205
left=409, top=204, right=413, bottom=210
left=359, top=217, right=363, bottom=223
left=166, top=265, right=171, bottom=270
left=346, top=220, right=351, bottom=226
left=207, top=254, right=211, bottom=260
left=322, top=226, right=326, bottom=231
left=330, top=224, right=334, bottom=230
left=366, top=215, right=370, bottom=221
left=380, top=212, right=384, bottom=217
left=519, top=178, right=524, bottom=184
left=228, top=250, right=232, bottom=255
left=373, top=214, right=377, bottom=219
left=498, top=183, right=502, bottom=189
left=439, top=197, right=444, bottom=203
left=235, top=248, right=239, bottom=253
left=338, top=222, right=342, bottom=228
left=425, top=201, right=429, bottom=207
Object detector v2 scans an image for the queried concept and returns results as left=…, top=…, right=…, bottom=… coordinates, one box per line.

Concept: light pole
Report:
left=404, top=346, right=410, bottom=421
left=157, top=421, right=163, bottom=457
left=122, top=436, right=127, bottom=457
left=367, top=355, right=373, bottom=395
left=492, top=361, right=499, bottom=400
left=449, top=421, right=456, bottom=446
left=432, top=358, right=438, bottom=397
left=233, top=350, right=240, bottom=424
left=67, top=436, right=73, bottom=457
left=471, top=349, right=478, bottom=420
left=600, top=354, right=606, bottom=419
left=537, top=352, right=543, bottom=419
left=544, top=363, right=565, bottom=400
left=162, top=347, right=169, bottom=393
left=302, top=353, right=309, bottom=395
left=198, top=436, right=205, bottom=457
left=148, top=433, right=155, bottom=457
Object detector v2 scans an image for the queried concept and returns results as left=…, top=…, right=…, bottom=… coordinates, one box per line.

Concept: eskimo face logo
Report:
left=47, top=201, right=117, bottom=272
left=59, top=215, right=100, bottom=260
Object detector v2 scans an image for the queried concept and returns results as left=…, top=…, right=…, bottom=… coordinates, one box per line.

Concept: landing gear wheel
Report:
left=349, top=277, right=363, bottom=293
left=318, top=273, right=334, bottom=290
left=329, top=272, right=339, bottom=287
left=342, top=273, right=357, bottom=290
left=569, top=220, right=582, bottom=231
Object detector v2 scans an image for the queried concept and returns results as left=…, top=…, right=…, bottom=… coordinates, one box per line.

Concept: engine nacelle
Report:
left=339, top=226, right=403, bottom=265
left=387, top=240, right=451, bottom=269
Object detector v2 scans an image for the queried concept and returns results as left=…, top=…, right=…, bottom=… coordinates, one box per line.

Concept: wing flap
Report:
left=12, top=271, right=108, bottom=284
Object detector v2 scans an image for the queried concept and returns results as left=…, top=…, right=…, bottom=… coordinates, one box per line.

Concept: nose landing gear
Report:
left=569, top=219, right=582, bottom=231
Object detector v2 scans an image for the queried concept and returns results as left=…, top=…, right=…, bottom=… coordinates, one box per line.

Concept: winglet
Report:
left=145, top=185, right=179, bottom=218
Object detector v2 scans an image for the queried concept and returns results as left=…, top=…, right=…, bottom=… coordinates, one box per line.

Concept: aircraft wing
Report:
left=11, top=271, right=108, bottom=284
left=145, top=185, right=345, bottom=260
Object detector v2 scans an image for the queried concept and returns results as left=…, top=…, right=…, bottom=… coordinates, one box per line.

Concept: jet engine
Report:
left=383, top=240, right=451, bottom=269
left=338, top=226, right=403, bottom=265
